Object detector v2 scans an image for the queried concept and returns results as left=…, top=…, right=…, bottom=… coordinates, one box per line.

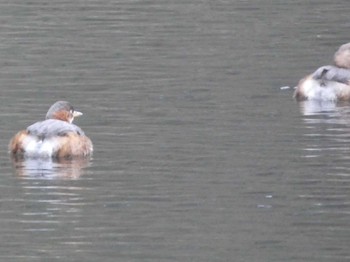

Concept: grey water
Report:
left=0, top=0, right=350, bottom=261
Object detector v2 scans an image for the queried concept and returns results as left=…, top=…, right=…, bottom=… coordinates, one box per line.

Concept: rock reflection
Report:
left=11, top=156, right=92, bottom=179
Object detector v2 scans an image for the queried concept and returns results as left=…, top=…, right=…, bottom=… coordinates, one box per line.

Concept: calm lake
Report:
left=0, top=1, right=350, bottom=261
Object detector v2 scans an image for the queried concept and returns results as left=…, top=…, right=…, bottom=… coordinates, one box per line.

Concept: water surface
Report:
left=0, top=1, right=350, bottom=261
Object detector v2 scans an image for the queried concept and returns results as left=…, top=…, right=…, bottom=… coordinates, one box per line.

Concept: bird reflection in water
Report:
left=298, top=100, right=338, bottom=116
left=297, top=100, right=350, bottom=159
left=10, top=155, right=92, bottom=179
left=298, top=100, right=350, bottom=121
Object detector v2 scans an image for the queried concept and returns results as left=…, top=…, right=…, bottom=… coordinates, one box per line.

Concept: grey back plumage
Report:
left=312, top=65, right=350, bottom=84
left=27, top=119, right=85, bottom=139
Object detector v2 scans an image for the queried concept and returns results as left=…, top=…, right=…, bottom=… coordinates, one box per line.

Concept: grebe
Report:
left=9, top=101, right=93, bottom=158
left=294, top=43, right=350, bottom=101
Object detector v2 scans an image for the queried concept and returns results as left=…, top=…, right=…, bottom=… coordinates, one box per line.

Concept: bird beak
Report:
left=73, top=111, right=83, bottom=117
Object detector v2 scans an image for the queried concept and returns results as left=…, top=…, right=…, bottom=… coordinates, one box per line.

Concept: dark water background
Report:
left=0, top=1, right=350, bottom=261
